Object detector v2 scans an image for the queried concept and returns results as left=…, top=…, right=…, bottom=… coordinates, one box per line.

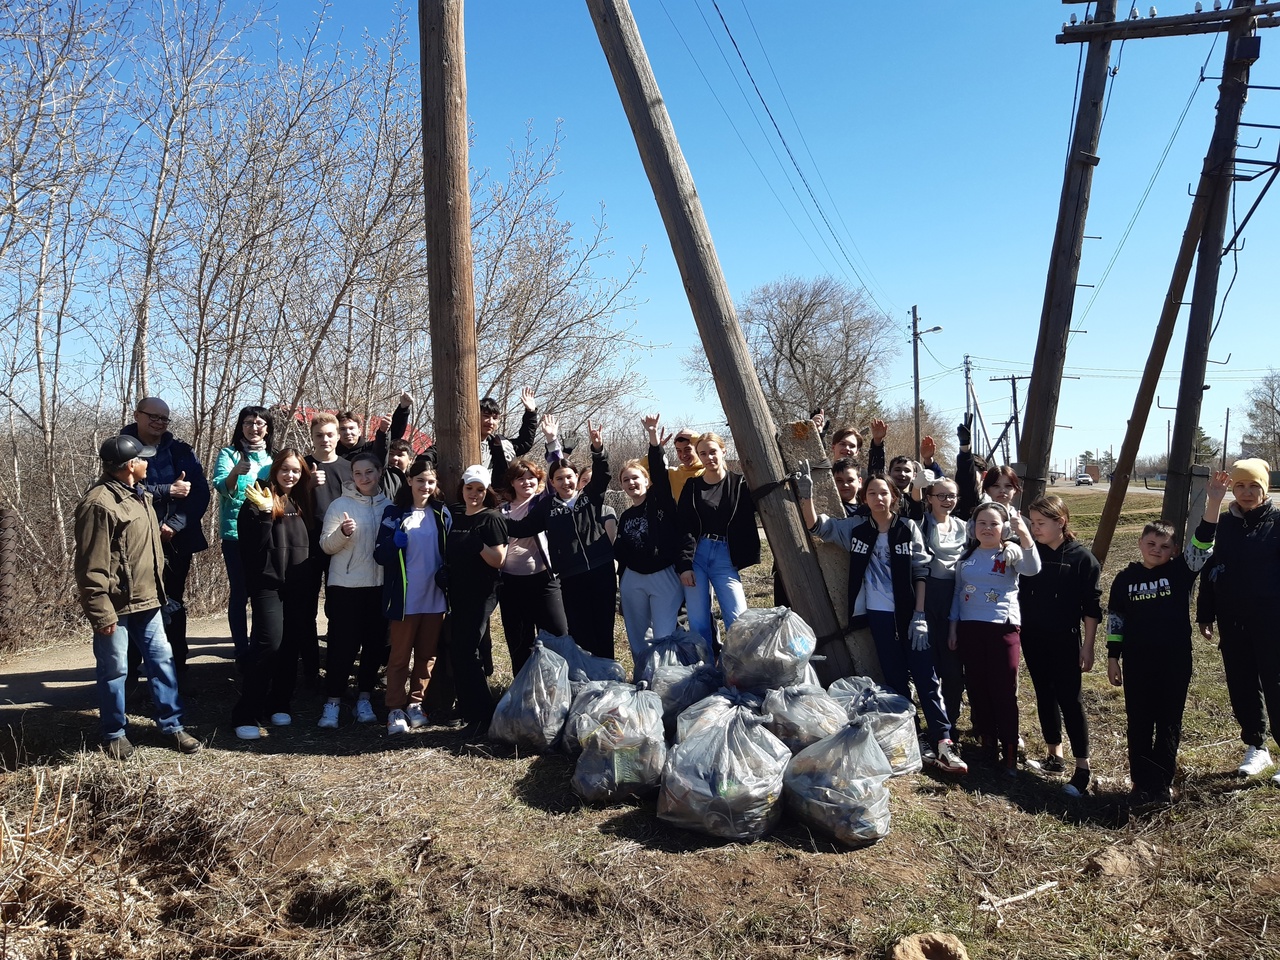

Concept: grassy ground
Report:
left=2, top=491, right=1277, bottom=959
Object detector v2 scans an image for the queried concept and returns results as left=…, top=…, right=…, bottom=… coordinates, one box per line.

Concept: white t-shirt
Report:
left=864, top=531, right=895, bottom=612
left=403, top=508, right=446, bottom=616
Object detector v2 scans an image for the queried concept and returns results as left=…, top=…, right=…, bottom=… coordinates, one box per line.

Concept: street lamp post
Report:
left=911, top=305, right=943, bottom=457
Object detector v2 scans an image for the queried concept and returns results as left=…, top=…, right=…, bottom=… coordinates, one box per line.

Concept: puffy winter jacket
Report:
left=320, top=488, right=392, bottom=587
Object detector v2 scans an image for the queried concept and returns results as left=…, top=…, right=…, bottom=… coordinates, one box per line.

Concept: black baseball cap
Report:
left=99, top=435, right=157, bottom=467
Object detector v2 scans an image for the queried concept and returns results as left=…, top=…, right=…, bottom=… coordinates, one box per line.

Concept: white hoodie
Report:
left=321, top=487, right=391, bottom=588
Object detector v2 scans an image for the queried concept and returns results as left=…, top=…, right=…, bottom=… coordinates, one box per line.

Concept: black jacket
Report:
left=841, top=514, right=928, bottom=636
left=676, top=471, right=759, bottom=573
left=1198, top=500, right=1280, bottom=624
left=121, top=423, right=210, bottom=555
left=504, top=446, right=613, bottom=579
left=338, top=403, right=410, bottom=463
left=615, top=444, right=681, bottom=575
left=237, top=500, right=313, bottom=591
left=1019, top=538, right=1103, bottom=635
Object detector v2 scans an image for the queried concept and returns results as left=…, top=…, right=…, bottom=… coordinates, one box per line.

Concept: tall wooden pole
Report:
left=420, top=0, right=478, bottom=495
left=585, top=0, right=843, bottom=651
left=1163, top=8, right=1255, bottom=535
left=1018, top=0, right=1118, bottom=509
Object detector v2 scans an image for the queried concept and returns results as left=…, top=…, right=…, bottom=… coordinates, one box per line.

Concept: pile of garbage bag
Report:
left=537, top=630, right=627, bottom=690
left=828, top=676, right=922, bottom=775
left=489, top=641, right=572, bottom=752
left=649, top=662, right=723, bottom=736
left=762, top=684, right=848, bottom=754
left=720, top=607, right=817, bottom=693
left=636, top=628, right=713, bottom=685
left=784, top=717, right=893, bottom=846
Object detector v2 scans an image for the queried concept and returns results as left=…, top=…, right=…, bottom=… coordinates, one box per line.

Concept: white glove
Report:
left=909, top=612, right=929, bottom=651
left=910, top=460, right=930, bottom=492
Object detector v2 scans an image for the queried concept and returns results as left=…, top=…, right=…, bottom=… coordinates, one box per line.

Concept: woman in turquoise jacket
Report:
left=211, top=406, right=275, bottom=663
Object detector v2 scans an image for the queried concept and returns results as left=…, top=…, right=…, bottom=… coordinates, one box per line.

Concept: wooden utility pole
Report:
left=1163, top=9, right=1256, bottom=535
left=420, top=0, right=478, bottom=495
left=585, top=0, right=846, bottom=659
left=1018, top=0, right=1117, bottom=510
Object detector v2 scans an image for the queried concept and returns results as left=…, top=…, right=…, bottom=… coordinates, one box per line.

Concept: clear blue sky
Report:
left=280, top=1, right=1278, bottom=471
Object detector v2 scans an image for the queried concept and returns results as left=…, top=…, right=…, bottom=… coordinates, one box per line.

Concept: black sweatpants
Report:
left=1020, top=625, right=1090, bottom=759
left=498, top=569, right=570, bottom=675
left=560, top=563, right=618, bottom=661
left=294, top=558, right=325, bottom=682
left=323, top=585, right=385, bottom=698
left=924, top=575, right=964, bottom=727
left=448, top=587, right=498, bottom=724
left=1123, top=645, right=1192, bottom=792
left=232, top=581, right=308, bottom=726
left=1219, top=614, right=1280, bottom=749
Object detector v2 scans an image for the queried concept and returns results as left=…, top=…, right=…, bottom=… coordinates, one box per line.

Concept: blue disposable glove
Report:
left=393, top=528, right=409, bottom=549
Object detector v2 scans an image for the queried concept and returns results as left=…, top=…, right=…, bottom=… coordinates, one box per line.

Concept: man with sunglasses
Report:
left=122, top=398, right=210, bottom=675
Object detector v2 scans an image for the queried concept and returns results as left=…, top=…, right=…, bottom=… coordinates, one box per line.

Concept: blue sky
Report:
left=279, top=1, right=1278, bottom=471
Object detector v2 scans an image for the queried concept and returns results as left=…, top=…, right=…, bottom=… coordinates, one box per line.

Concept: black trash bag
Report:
left=537, top=630, right=627, bottom=688
left=784, top=717, right=894, bottom=846
left=489, top=641, right=572, bottom=752
left=762, top=684, right=848, bottom=754
left=720, top=606, right=817, bottom=693
left=674, top=687, right=764, bottom=744
left=827, top=676, right=922, bottom=775
left=561, top=681, right=627, bottom=756
left=636, top=628, right=713, bottom=685
left=571, top=683, right=668, bottom=804
left=657, top=704, right=791, bottom=841
left=649, top=662, right=724, bottom=737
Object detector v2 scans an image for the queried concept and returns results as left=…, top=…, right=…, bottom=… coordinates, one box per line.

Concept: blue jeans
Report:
left=683, top=538, right=748, bottom=649
left=94, top=608, right=185, bottom=741
left=221, top=539, right=249, bottom=656
left=867, top=609, right=951, bottom=746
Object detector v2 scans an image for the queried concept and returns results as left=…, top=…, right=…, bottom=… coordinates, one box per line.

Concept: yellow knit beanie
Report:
left=1230, top=458, right=1271, bottom=492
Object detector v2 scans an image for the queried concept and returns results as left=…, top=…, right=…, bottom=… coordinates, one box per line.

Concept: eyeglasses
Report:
left=931, top=493, right=958, bottom=501
left=137, top=411, right=171, bottom=424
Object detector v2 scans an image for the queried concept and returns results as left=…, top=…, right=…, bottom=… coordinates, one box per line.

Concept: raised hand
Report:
left=957, top=413, right=973, bottom=447
left=169, top=471, right=190, bottom=498
left=641, top=412, right=661, bottom=431
left=340, top=512, right=356, bottom=537
left=540, top=413, right=559, bottom=441
left=812, top=409, right=825, bottom=433
left=792, top=459, right=814, bottom=500
left=243, top=481, right=273, bottom=513
left=588, top=418, right=604, bottom=450
left=521, top=386, right=537, bottom=411
left=920, top=435, right=937, bottom=464
left=398, top=390, right=414, bottom=408
left=870, top=418, right=888, bottom=443
left=1208, top=469, right=1230, bottom=501
left=312, top=464, right=326, bottom=486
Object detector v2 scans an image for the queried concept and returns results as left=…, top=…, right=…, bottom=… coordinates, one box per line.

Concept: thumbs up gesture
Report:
left=312, top=464, right=326, bottom=486
left=169, top=470, right=191, bottom=499
left=340, top=512, right=356, bottom=538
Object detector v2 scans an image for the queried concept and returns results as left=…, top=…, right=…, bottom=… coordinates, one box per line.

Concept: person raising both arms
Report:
left=479, top=387, right=539, bottom=482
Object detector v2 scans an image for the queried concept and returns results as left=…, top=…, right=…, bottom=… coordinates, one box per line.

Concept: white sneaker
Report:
left=269, top=713, right=292, bottom=727
left=387, top=709, right=410, bottom=736
left=405, top=703, right=428, bottom=729
left=318, top=701, right=341, bottom=729
left=354, top=698, right=377, bottom=724
left=1239, top=745, right=1273, bottom=777
left=234, top=725, right=261, bottom=740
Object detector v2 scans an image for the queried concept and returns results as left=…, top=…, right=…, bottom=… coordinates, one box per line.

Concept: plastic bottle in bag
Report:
left=719, top=607, right=817, bottom=693
left=784, top=718, right=894, bottom=846
left=571, top=685, right=668, bottom=804
left=828, top=676, right=922, bottom=775
left=762, top=684, right=848, bottom=754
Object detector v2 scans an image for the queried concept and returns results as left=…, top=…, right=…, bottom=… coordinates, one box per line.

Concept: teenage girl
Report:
left=374, top=459, right=450, bottom=735
left=232, top=448, right=315, bottom=739
left=920, top=477, right=967, bottom=728
left=1021, top=494, right=1102, bottom=797
left=948, top=501, right=1042, bottom=774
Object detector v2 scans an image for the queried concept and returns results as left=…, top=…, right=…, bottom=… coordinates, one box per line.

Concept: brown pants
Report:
left=386, top=613, right=444, bottom=709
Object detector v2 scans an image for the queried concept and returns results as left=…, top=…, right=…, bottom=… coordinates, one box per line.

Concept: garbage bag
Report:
left=762, top=684, right=848, bottom=754
left=657, top=705, right=791, bottom=841
left=784, top=718, right=893, bottom=846
left=828, top=676, right=922, bottom=775
left=636, top=628, right=713, bottom=685
left=571, top=684, right=668, bottom=804
left=537, top=630, right=627, bottom=688
left=720, top=607, right=817, bottom=693
left=649, top=662, right=724, bottom=736
left=675, top=688, right=764, bottom=744
left=489, top=641, right=572, bottom=752
left=561, top=681, right=627, bottom=756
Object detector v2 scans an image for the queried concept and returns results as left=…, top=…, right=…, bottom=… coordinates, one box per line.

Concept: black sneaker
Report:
left=918, top=737, right=938, bottom=766
left=1040, top=755, right=1067, bottom=775
left=1063, top=767, right=1092, bottom=797
left=173, top=730, right=203, bottom=755
left=104, top=736, right=135, bottom=761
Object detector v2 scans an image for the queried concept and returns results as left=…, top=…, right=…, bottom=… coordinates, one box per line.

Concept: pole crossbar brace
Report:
left=1058, top=3, right=1280, bottom=44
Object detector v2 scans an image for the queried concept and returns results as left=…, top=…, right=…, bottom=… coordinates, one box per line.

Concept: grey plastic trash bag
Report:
left=636, top=628, right=713, bottom=684
left=784, top=718, right=893, bottom=846
left=762, top=684, right=848, bottom=754
left=720, top=606, right=817, bottom=693
left=537, top=630, right=627, bottom=686
left=489, top=641, right=572, bottom=752
left=561, top=681, right=626, bottom=756
left=674, top=687, right=764, bottom=744
left=649, top=662, right=723, bottom=736
left=828, top=676, right=922, bottom=775
left=657, top=705, right=791, bottom=841
left=571, top=684, right=668, bottom=804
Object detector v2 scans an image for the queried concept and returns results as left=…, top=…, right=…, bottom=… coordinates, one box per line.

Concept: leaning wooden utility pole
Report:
left=1163, top=8, right=1256, bottom=535
left=585, top=0, right=846, bottom=663
left=420, top=0, right=478, bottom=495
left=1017, top=0, right=1118, bottom=509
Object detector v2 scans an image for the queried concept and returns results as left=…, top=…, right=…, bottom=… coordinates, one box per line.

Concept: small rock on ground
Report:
left=890, top=931, right=970, bottom=960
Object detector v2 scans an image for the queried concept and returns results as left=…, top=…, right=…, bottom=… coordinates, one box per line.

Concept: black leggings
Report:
left=560, top=563, right=618, bottom=660
left=1020, top=626, right=1089, bottom=758
left=323, top=585, right=385, bottom=698
left=232, top=582, right=308, bottom=726
left=448, top=587, right=498, bottom=724
left=498, top=570, right=569, bottom=675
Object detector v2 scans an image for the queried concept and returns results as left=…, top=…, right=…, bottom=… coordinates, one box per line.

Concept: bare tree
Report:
left=1242, top=368, right=1280, bottom=465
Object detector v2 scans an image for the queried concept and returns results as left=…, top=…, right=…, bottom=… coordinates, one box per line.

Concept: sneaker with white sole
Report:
left=1239, top=745, right=1272, bottom=777
left=269, top=713, right=292, bottom=727
left=354, top=698, right=377, bottom=724
left=405, top=703, right=428, bottom=729
left=1272, top=770, right=1280, bottom=788
left=318, top=701, right=341, bottom=729
left=235, top=725, right=262, bottom=740
left=918, top=737, right=938, bottom=766
left=387, top=708, right=410, bottom=736
left=933, top=739, right=969, bottom=775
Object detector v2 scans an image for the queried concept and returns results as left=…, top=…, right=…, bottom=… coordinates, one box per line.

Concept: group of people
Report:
left=73, top=396, right=1280, bottom=806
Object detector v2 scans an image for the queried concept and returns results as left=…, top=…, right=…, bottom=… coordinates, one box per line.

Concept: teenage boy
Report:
left=303, top=413, right=352, bottom=686
left=1107, top=470, right=1228, bottom=804
left=479, top=387, right=538, bottom=481
left=667, top=428, right=704, bottom=503
left=337, top=391, right=413, bottom=462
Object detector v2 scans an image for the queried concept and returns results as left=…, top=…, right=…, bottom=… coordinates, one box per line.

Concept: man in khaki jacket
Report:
left=74, top=435, right=202, bottom=759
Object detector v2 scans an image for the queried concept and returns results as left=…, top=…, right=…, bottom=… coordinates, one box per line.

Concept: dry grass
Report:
left=1, top=493, right=1278, bottom=959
